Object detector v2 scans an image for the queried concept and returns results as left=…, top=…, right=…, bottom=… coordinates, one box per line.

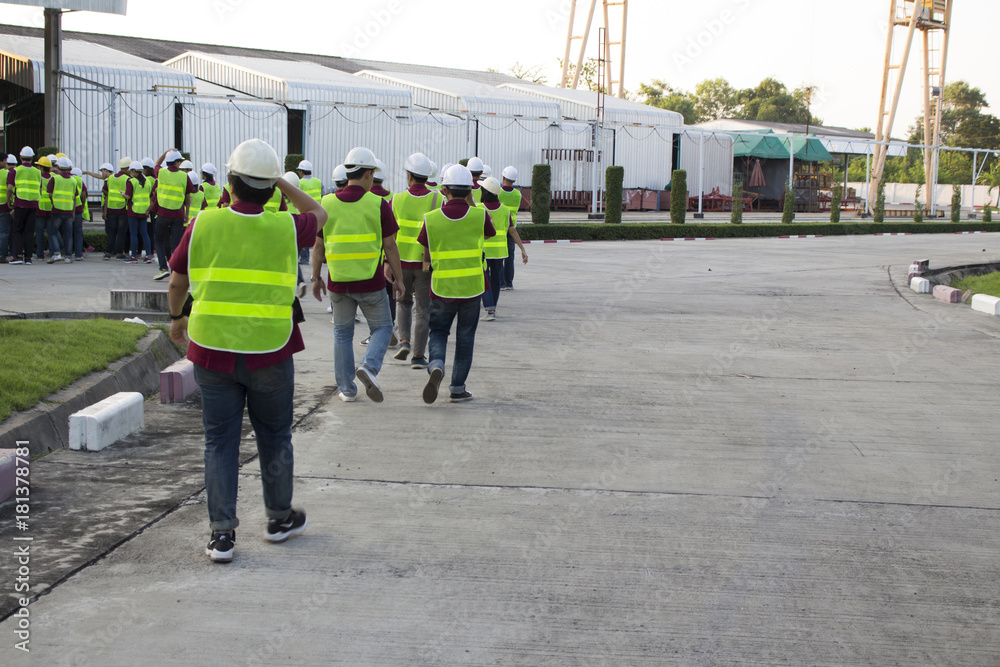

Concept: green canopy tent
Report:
left=728, top=130, right=834, bottom=201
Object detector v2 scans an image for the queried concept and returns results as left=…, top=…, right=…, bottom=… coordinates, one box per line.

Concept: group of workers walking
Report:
left=157, top=138, right=527, bottom=563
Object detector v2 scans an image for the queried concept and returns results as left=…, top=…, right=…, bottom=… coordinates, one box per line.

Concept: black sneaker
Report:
left=423, top=366, right=444, bottom=404
left=206, top=530, right=235, bottom=563
left=449, top=391, right=474, bottom=403
left=265, top=509, right=307, bottom=543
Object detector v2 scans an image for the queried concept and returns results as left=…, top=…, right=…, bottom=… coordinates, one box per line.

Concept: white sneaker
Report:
left=338, top=391, right=357, bottom=402
left=355, top=366, right=383, bottom=403
left=47, top=253, right=60, bottom=264
left=481, top=311, right=495, bottom=321
left=64, top=257, right=72, bottom=264
left=326, top=304, right=333, bottom=313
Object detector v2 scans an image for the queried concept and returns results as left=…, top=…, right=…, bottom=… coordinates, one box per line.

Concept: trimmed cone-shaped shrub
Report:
left=730, top=181, right=743, bottom=224
left=531, top=164, right=551, bottom=224
left=830, top=184, right=842, bottom=223
left=285, top=154, right=304, bottom=174
left=951, top=185, right=962, bottom=222
left=781, top=181, right=795, bottom=223
left=985, top=205, right=993, bottom=222
left=605, top=166, right=624, bottom=224
left=38, top=145, right=59, bottom=158
left=874, top=180, right=886, bottom=223
left=670, top=170, right=687, bottom=224
left=914, top=185, right=923, bottom=223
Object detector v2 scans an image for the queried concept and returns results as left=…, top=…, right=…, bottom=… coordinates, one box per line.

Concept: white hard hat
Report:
left=225, top=138, right=282, bottom=188
left=296, top=159, right=313, bottom=172
left=165, top=149, right=183, bottom=163
left=442, top=164, right=474, bottom=188
left=501, top=166, right=518, bottom=182
left=7, top=154, right=18, bottom=165
left=180, top=160, right=194, bottom=171
left=141, top=157, right=155, bottom=169
left=403, top=152, right=432, bottom=178
left=100, top=162, right=114, bottom=172
left=71, top=167, right=82, bottom=177
left=118, top=157, right=132, bottom=170
left=332, top=164, right=348, bottom=183
left=56, top=156, right=72, bottom=170
left=466, top=156, right=484, bottom=172
left=129, top=160, right=143, bottom=172
left=343, top=147, right=377, bottom=170
left=373, top=158, right=386, bottom=181
left=201, top=162, right=216, bottom=175
left=481, top=165, right=492, bottom=180
left=428, top=160, right=438, bottom=179
left=481, top=176, right=502, bottom=196
left=188, top=170, right=201, bottom=186
left=440, top=163, right=455, bottom=179
left=47, top=154, right=57, bottom=163
left=19, top=146, right=34, bottom=158
left=282, top=171, right=300, bottom=189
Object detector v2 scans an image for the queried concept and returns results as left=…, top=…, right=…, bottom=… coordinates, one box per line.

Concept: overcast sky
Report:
left=1, top=0, right=995, bottom=135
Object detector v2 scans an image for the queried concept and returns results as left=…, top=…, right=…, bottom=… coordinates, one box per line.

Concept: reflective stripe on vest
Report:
left=38, top=175, right=53, bottom=212
left=425, top=206, right=486, bottom=299
left=128, top=177, right=153, bottom=215
left=498, top=187, right=521, bottom=226
left=51, top=175, right=77, bottom=211
left=0, top=170, right=7, bottom=205
left=391, top=190, right=440, bottom=263
left=483, top=204, right=511, bottom=259
left=202, top=182, right=221, bottom=208
left=188, top=189, right=205, bottom=220
left=321, top=191, right=383, bottom=283
left=106, top=173, right=129, bottom=209
left=263, top=187, right=282, bottom=213
left=14, top=165, right=41, bottom=203
left=156, top=169, right=188, bottom=210
left=300, top=177, right=323, bottom=203
left=187, top=207, right=297, bottom=354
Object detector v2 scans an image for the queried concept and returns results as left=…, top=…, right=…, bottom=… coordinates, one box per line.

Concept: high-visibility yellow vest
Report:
left=202, top=182, right=221, bottom=208
left=263, top=187, right=282, bottom=213
left=300, top=177, right=322, bottom=203
left=187, top=188, right=205, bottom=224
left=72, top=175, right=84, bottom=208
left=482, top=204, right=511, bottom=259
left=106, top=173, right=129, bottom=209
left=391, top=189, right=440, bottom=263
left=321, top=191, right=383, bottom=283
left=128, top=177, right=153, bottom=215
left=220, top=184, right=231, bottom=208
left=13, top=165, right=41, bottom=203
left=471, top=186, right=482, bottom=205
left=187, top=207, right=298, bottom=354
left=498, top=187, right=521, bottom=226
left=0, top=170, right=7, bottom=206
left=38, top=174, right=53, bottom=212
left=425, top=206, right=486, bottom=299
left=156, top=169, right=188, bottom=211
left=50, top=175, right=78, bottom=212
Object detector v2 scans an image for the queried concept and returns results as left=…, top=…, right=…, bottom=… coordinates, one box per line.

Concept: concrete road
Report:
left=1, top=234, right=999, bottom=665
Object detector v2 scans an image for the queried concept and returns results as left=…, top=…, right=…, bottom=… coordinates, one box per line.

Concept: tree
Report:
left=506, top=62, right=547, bottom=85
left=981, top=160, right=1000, bottom=207
left=637, top=79, right=700, bottom=124
left=557, top=57, right=601, bottom=92
left=737, top=78, right=817, bottom=124
left=694, top=78, right=740, bottom=120
left=910, top=81, right=1000, bottom=150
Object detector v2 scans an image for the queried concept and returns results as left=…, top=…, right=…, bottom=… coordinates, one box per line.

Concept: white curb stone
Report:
left=160, top=359, right=197, bottom=404
left=69, top=392, right=144, bottom=452
left=971, top=294, right=1000, bottom=316
left=910, top=277, right=931, bottom=294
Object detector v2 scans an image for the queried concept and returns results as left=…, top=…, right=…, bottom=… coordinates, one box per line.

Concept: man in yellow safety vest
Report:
left=167, top=138, right=327, bottom=563
left=7, top=147, right=41, bottom=264
left=418, top=164, right=496, bottom=404
left=45, top=156, right=79, bottom=263
left=153, top=149, right=197, bottom=280
left=1, top=154, right=18, bottom=262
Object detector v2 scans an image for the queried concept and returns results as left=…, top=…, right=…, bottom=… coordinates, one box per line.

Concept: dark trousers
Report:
left=34, top=213, right=49, bottom=257
left=105, top=209, right=127, bottom=256
left=155, top=216, right=184, bottom=270
left=481, top=258, right=504, bottom=310
left=11, top=207, right=36, bottom=260
left=428, top=297, right=480, bottom=394
left=502, top=236, right=516, bottom=287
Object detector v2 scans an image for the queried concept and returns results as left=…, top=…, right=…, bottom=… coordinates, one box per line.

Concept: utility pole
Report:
left=43, top=7, right=62, bottom=147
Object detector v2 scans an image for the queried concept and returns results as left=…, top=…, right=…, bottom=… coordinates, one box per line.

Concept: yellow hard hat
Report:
left=55, top=152, right=67, bottom=159
left=36, top=156, right=52, bottom=168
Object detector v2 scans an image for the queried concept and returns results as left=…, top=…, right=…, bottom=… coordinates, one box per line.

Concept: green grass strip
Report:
left=0, top=320, right=148, bottom=423
left=951, top=271, right=1000, bottom=299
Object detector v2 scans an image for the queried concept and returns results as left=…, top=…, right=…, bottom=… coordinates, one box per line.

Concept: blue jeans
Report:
left=128, top=215, right=151, bottom=257
left=35, top=214, right=49, bottom=257
left=502, top=236, right=515, bottom=287
left=428, top=297, right=480, bottom=394
left=330, top=289, right=393, bottom=397
left=73, top=212, right=84, bottom=258
left=481, top=259, right=504, bottom=310
left=194, top=355, right=296, bottom=532
left=48, top=212, right=73, bottom=255
left=0, top=210, right=11, bottom=258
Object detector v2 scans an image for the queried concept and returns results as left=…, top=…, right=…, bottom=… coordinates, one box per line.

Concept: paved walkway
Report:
left=1, top=234, right=999, bottom=665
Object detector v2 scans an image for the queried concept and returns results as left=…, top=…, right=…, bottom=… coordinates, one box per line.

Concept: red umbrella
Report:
left=749, top=159, right=766, bottom=188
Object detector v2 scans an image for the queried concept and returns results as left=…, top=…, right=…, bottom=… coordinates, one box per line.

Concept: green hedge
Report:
left=605, top=166, right=624, bottom=224
left=83, top=230, right=109, bottom=252
left=285, top=153, right=304, bottom=173
left=516, top=221, right=1000, bottom=241
left=531, top=164, right=551, bottom=225
left=670, top=170, right=686, bottom=224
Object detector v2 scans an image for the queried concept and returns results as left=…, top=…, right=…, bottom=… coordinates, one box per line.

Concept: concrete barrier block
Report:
left=160, top=359, right=197, bottom=404
left=907, top=271, right=921, bottom=285
left=971, top=294, right=1000, bottom=316
left=908, top=264, right=921, bottom=275
left=913, top=259, right=930, bottom=271
left=933, top=285, right=962, bottom=303
left=110, top=290, right=168, bottom=312
left=910, top=277, right=931, bottom=294
left=0, top=449, right=24, bottom=504
left=69, top=392, right=144, bottom=452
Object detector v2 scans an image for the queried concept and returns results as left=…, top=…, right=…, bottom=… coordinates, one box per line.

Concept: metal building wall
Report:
left=680, top=131, right=735, bottom=197
left=393, top=112, right=467, bottom=184
left=165, top=52, right=288, bottom=101
left=180, top=98, right=288, bottom=181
